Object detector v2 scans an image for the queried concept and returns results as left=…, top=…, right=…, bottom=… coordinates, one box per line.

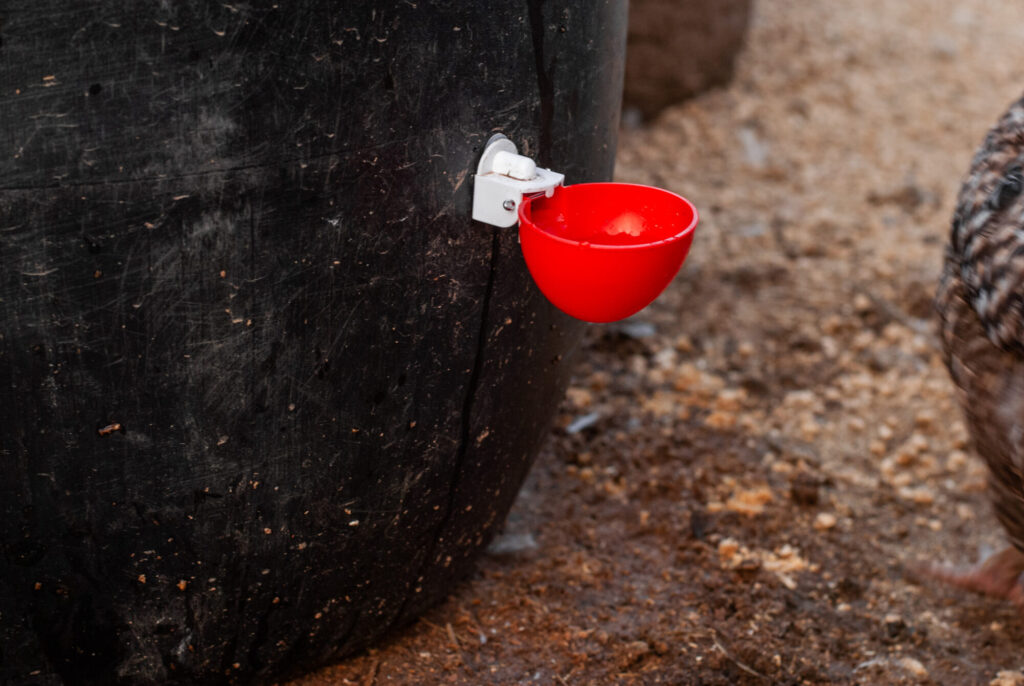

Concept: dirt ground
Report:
left=291, top=1, right=1024, bottom=683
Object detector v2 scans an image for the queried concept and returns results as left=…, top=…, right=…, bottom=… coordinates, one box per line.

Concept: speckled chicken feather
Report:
left=938, top=93, right=1024, bottom=552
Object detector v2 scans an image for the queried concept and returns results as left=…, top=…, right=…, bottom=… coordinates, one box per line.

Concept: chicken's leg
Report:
left=912, top=547, right=1024, bottom=608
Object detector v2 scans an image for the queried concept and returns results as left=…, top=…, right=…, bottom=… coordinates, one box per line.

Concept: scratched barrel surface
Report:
left=0, top=1, right=627, bottom=684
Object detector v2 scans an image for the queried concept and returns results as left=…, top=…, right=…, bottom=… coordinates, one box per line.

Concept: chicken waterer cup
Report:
left=472, top=134, right=698, bottom=323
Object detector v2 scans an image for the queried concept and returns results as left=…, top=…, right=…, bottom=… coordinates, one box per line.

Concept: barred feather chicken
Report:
left=930, top=94, right=1024, bottom=604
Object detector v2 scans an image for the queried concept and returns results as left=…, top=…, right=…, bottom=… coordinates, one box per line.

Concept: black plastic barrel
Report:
left=0, top=2, right=627, bottom=683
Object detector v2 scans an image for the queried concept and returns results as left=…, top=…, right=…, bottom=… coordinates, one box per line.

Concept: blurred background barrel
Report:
left=0, top=1, right=626, bottom=683
left=624, top=0, right=753, bottom=119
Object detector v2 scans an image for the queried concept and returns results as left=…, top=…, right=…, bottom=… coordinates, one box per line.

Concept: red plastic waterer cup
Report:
left=518, top=183, right=698, bottom=323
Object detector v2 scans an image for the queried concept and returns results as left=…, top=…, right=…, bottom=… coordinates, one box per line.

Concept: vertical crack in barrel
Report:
left=527, top=0, right=554, bottom=167
left=383, top=228, right=501, bottom=636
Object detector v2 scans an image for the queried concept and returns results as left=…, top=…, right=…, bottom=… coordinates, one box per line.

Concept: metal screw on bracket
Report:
left=472, top=134, right=564, bottom=228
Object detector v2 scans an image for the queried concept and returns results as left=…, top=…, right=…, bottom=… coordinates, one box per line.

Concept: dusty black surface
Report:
left=0, top=2, right=626, bottom=684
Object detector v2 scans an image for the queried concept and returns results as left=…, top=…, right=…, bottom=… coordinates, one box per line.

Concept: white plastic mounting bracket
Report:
left=471, top=134, right=564, bottom=228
